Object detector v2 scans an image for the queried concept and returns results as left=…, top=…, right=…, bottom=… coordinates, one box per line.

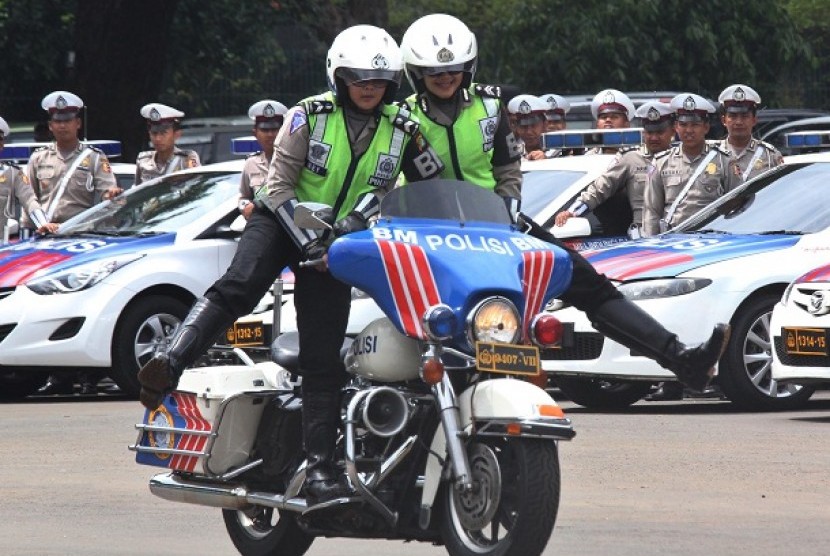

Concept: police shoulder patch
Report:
left=618, top=145, right=639, bottom=154
left=301, top=99, right=335, bottom=115
left=137, top=150, right=153, bottom=160
left=654, top=149, right=672, bottom=160
left=474, top=84, right=502, bottom=98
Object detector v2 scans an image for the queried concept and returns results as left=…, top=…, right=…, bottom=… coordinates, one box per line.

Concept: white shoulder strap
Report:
left=663, top=148, right=718, bottom=228
left=46, top=147, right=93, bottom=221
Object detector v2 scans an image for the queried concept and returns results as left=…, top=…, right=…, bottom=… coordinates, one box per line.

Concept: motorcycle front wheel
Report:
left=439, top=438, right=561, bottom=556
left=222, top=507, right=313, bottom=556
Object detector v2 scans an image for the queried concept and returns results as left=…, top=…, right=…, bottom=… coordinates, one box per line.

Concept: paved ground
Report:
left=1, top=390, right=828, bottom=555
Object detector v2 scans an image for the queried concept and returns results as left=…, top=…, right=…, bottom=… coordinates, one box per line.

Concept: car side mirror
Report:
left=550, top=216, right=592, bottom=239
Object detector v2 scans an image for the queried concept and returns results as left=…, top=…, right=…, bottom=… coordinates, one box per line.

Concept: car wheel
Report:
left=110, top=295, right=189, bottom=398
left=553, top=376, right=654, bottom=409
left=718, top=293, right=816, bottom=410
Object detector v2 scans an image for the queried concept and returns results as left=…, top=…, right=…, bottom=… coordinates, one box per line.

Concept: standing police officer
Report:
left=134, top=103, right=200, bottom=186
left=716, top=84, right=783, bottom=181
left=507, top=94, right=551, bottom=160
left=585, top=88, right=636, bottom=154
left=0, top=116, right=56, bottom=242
left=27, top=90, right=118, bottom=395
left=238, top=99, right=288, bottom=219
left=555, top=101, right=676, bottom=237
left=137, top=25, right=443, bottom=504
left=643, top=93, right=741, bottom=237
left=400, top=14, right=730, bottom=398
left=540, top=93, right=570, bottom=133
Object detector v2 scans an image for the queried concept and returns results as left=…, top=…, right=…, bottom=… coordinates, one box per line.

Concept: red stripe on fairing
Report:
left=0, top=251, right=72, bottom=286
left=799, top=264, right=830, bottom=283
left=377, top=240, right=440, bottom=339
left=522, top=250, right=554, bottom=341
left=169, top=392, right=212, bottom=472
left=591, top=250, right=694, bottom=280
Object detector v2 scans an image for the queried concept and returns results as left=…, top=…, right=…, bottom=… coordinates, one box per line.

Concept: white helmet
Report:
left=400, top=13, right=478, bottom=94
left=326, top=25, right=403, bottom=104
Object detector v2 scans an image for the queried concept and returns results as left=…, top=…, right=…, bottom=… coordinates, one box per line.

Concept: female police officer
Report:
left=399, top=13, right=729, bottom=393
left=137, top=25, right=442, bottom=504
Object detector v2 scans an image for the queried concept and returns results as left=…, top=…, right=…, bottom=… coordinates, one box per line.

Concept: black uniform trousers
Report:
left=525, top=222, right=623, bottom=317
left=206, top=208, right=352, bottom=392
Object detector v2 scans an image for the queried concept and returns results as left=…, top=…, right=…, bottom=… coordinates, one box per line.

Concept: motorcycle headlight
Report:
left=26, top=254, right=144, bottom=295
left=467, top=297, right=520, bottom=345
left=616, top=278, right=711, bottom=301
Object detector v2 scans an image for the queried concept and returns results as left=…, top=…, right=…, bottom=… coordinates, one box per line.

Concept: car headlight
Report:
left=616, top=278, right=711, bottom=301
left=26, top=254, right=145, bottom=295
left=467, top=297, right=521, bottom=345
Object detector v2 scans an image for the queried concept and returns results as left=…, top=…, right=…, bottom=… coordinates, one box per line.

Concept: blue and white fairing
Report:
left=327, top=180, right=573, bottom=344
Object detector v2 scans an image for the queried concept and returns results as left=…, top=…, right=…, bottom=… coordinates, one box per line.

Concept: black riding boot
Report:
left=590, top=298, right=731, bottom=392
left=138, top=297, right=234, bottom=410
left=302, top=390, right=352, bottom=504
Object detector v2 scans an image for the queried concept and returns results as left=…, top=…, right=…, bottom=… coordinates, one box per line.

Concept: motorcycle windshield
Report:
left=380, top=179, right=512, bottom=224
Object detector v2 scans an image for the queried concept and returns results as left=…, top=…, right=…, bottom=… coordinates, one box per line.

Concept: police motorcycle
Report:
left=131, top=179, right=576, bottom=556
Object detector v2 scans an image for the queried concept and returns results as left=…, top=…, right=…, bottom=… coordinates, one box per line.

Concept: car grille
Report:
left=542, top=332, right=604, bottom=360
left=773, top=336, right=830, bottom=367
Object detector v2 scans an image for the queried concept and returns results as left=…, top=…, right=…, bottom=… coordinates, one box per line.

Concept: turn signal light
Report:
left=537, top=404, right=565, bottom=418
left=529, top=313, right=563, bottom=347
left=421, top=357, right=445, bottom=385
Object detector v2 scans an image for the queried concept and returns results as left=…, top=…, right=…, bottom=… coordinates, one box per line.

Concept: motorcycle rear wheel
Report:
left=222, top=507, right=313, bottom=556
left=439, top=437, right=561, bottom=556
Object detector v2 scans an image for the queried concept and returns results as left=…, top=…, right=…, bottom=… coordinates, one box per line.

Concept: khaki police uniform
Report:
left=239, top=151, right=270, bottom=202
left=714, top=137, right=783, bottom=182
left=24, top=143, right=116, bottom=225
left=577, top=145, right=658, bottom=227
left=0, top=162, right=47, bottom=236
left=643, top=143, right=740, bottom=235
left=135, top=147, right=200, bottom=184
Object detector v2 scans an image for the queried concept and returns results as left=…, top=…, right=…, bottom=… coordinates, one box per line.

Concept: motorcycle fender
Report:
left=420, top=379, right=563, bottom=521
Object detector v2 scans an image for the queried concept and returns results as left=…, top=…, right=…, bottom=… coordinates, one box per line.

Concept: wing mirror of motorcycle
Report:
left=294, top=202, right=334, bottom=230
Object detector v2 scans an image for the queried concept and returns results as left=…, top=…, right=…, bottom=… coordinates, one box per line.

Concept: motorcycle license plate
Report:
left=475, top=342, right=541, bottom=376
left=783, top=327, right=828, bottom=356
left=225, top=320, right=266, bottom=347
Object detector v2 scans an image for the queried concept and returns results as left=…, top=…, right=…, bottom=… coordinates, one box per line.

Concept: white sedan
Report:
left=0, top=160, right=245, bottom=399
left=543, top=152, right=830, bottom=411
left=771, top=263, right=830, bottom=385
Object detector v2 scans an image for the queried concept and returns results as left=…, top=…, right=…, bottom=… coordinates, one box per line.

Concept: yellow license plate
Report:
left=783, top=327, right=828, bottom=356
left=475, top=342, right=541, bottom=376
left=225, top=321, right=266, bottom=347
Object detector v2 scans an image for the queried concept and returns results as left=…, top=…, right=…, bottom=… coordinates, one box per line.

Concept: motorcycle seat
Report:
left=270, top=331, right=353, bottom=374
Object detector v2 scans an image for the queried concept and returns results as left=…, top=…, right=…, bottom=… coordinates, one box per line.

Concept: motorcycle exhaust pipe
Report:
left=360, top=386, right=409, bottom=438
left=149, top=473, right=308, bottom=512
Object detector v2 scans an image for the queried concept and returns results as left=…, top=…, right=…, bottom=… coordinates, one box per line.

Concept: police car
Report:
left=0, top=160, right=245, bottom=399
left=770, top=263, right=830, bottom=387
left=543, top=148, right=830, bottom=411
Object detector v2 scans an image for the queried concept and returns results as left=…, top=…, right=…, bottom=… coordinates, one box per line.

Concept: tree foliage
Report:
left=0, top=0, right=825, bottom=157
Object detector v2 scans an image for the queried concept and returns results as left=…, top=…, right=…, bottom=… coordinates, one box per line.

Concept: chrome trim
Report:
left=131, top=445, right=207, bottom=457
left=472, top=418, right=576, bottom=441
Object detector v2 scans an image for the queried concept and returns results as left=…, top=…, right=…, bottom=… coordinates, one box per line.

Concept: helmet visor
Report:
left=337, top=67, right=402, bottom=87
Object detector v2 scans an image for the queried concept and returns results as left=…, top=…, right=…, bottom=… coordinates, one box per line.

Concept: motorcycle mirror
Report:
left=295, top=202, right=333, bottom=230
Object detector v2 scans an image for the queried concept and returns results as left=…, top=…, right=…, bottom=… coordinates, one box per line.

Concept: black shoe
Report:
left=37, top=376, right=74, bottom=396
left=305, top=474, right=353, bottom=505
left=672, top=324, right=731, bottom=392
left=138, top=354, right=176, bottom=410
left=646, top=382, right=685, bottom=401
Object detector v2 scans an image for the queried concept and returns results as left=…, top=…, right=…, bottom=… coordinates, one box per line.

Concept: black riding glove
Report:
left=332, top=212, right=367, bottom=237
left=302, top=238, right=328, bottom=261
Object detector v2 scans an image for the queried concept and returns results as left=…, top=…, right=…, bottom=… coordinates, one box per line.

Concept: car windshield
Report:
left=380, top=179, right=512, bottom=224
left=520, top=169, right=587, bottom=219
left=59, top=171, right=240, bottom=235
left=676, top=162, right=830, bottom=235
